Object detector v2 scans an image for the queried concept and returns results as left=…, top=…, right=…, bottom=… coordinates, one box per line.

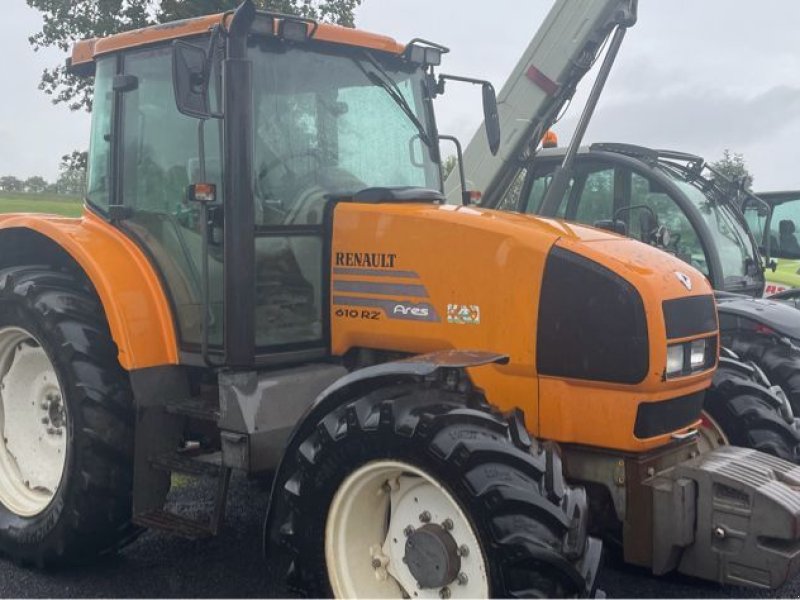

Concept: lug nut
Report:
left=457, top=572, right=468, bottom=586
left=458, top=544, right=470, bottom=557
left=442, top=518, right=454, bottom=531
left=404, top=525, right=414, bottom=537
left=439, top=587, right=451, bottom=599
left=419, top=511, right=431, bottom=523
left=47, top=427, right=56, bottom=435
left=41, top=417, right=50, bottom=424
left=713, top=526, right=726, bottom=539
left=371, top=557, right=382, bottom=569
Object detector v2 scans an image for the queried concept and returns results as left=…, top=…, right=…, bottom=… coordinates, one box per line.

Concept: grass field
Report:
left=0, top=192, right=83, bottom=218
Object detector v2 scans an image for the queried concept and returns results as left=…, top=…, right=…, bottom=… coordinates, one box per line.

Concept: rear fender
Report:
left=0, top=210, right=179, bottom=370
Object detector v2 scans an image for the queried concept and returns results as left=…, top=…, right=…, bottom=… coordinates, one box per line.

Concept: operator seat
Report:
left=779, top=219, right=800, bottom=255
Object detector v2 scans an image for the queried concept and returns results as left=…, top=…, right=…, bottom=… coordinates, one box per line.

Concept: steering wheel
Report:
left=257, top=151, right=323, bottom=190
left=255, top=151, right=324, bottom=221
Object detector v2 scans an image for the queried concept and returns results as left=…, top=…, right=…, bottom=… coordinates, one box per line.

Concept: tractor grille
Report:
left=537, top=246, right=649, bottom=384
left=634, top=390, right=705, bottom=439
left=663, top=295, right=717, bottom=340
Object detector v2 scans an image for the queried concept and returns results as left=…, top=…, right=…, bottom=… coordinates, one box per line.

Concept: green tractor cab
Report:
left=746, top=190, right=800, bottom=296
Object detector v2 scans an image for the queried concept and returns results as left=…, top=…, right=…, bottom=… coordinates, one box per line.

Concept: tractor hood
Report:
left=329, top=202, right=715, bottom=452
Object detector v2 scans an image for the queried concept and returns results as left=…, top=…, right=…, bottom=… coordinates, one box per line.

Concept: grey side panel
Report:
left=218, top=363, right=348, bottom=472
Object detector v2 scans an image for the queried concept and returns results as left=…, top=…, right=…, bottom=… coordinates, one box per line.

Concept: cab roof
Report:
left=70, top=11, right=406, bottom=75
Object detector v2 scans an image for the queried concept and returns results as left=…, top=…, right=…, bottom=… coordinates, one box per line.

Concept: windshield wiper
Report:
left=351, top=52, right=433, bottom=149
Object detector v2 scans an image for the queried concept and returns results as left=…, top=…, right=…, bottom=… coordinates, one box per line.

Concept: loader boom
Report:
left=444, top=0, right=636, bottom=205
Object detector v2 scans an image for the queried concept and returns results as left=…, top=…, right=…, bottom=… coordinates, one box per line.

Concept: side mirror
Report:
left=173, top=41, right=211, bottom=119
left=482, top=83, right=501, bottom=156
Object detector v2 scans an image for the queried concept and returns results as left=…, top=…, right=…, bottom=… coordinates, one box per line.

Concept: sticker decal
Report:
left=674, top=271, right=692, bottom=291
left=334, top=296, right=440, bottom=322
left=447, top=304, right=481, bottom=325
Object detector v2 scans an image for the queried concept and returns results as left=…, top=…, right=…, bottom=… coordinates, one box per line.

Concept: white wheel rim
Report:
left=0, top=327, right=68, bottom=517
left=325, top=459, right=489, bottom=599
left=697, top=410, right=729, bottom=454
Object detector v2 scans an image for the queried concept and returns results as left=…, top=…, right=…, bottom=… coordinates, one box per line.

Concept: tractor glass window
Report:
left=573, top=168, right=615, bottom=226
left=628, top=172, right=707, bottom=274
left=86, top=57, right=115, bottom=210
left=770, top=199, right=800, bottom=259
left=522, top=169, right=571, bottom=218
left=251, top=43, right=440, bottom=227
left=120, top=45, right=224, bottom=348
left=673, top=179, right=755, bottom=283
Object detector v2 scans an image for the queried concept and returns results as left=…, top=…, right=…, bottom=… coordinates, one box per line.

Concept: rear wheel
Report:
left=0, top=266, right=137, bottom=565
left=704, top=353, right=800, bottom=462
left=268, top=384, right=601, bottom=598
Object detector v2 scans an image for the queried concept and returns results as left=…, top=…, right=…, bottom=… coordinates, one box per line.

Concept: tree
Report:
left=442, top=155, right=458, bottom=180
left=24, top=176, right=49, bottom=194
left=27, top=0, right=363, bottom=112
left=711, top=149, right=754, bottom=191
left=0, top=176, right=24, bottom=193
left=56, top=151, right=88, bottom=196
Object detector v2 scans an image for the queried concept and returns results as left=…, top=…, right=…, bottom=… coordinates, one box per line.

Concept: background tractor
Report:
left=746, top=189, right=800, bottom=295
left=1, top=0, right=800, bottom=597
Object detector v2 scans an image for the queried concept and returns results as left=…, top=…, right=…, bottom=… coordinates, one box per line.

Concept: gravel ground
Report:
left=0, top=474, right=797, bottom=598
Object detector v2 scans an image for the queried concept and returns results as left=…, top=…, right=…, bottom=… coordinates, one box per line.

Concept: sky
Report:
left=1, top=0, right=799, bottom=191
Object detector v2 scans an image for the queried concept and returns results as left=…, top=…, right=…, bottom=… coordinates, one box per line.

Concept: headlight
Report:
left=690, top=339, right=706, bottom=368
left=666, top=336, right=716, bottom=378
left=666, top=345, right=684, bottom=376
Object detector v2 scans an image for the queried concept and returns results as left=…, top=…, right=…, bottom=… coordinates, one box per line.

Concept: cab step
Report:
left=150, top=451, right=222, bottom=478
left=164, top=398, right=220, bottom=422
left=135, top=450, right=232, bottom=539
left=133, top=510, right=217, bottom=540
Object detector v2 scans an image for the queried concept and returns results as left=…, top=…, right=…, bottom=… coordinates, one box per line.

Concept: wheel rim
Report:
left=0, top=327, right=68, bottom=517
left=697, top=410, right=729, bottom=454
left=325, top=460, right=488, bottom=599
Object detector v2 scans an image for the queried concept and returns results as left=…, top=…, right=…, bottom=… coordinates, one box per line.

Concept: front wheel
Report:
left=267, top=384, right=601, bottom=598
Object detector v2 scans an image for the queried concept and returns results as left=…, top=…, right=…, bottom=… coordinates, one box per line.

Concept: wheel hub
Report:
left=405, top=524, right=461, bottom=589
left=0, top=327, right=68, bottom=517
left=325, top=459, right=488, bottom=599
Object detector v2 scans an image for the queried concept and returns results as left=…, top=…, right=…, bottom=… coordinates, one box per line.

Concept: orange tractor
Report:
left=0, top=1, right=799, bottom=596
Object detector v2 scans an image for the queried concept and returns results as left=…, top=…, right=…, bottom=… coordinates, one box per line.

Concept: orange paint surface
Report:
left=329, top=203, right=717, bottom=453
left=0, top=209, right=179, bottom=370
left=71, top=11, right=405, bottom=69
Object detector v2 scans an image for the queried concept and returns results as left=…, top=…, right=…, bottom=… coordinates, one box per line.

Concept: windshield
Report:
left=661, top=171, right=757, bottom=284
left=250, top=42, right=441, bottom=226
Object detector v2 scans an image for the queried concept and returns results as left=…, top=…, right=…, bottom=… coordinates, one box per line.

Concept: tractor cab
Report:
left=750, top=190, right=800, bottom=295
left=69, top=2, right=498, bottom=369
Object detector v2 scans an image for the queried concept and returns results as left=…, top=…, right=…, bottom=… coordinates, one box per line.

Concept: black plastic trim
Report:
left=663, top=295, right=717, bottom=340
left=351, top=186, right=444, bottom=204
left=634, top=391, right=704, bottom=439
left=537, top=246, right=649, bottom=384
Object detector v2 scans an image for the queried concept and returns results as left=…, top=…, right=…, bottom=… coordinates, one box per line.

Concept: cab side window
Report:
left=120, top=45, right=224, bottom=347
left=86, top=57, right=115, bottom=210
left=771, top=199, right=800, bottom=259
left=573, top=167, right=615, bottom=226
left=628, top=172, right=707, bottom=275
